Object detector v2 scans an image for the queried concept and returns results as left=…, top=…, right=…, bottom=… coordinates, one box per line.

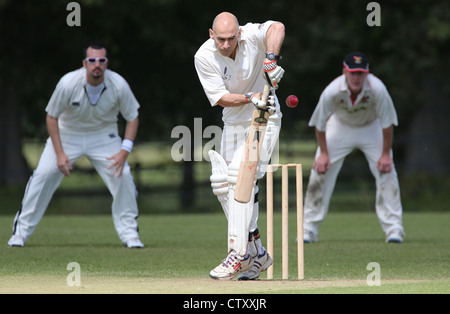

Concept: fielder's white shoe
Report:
left=8, top=235, right=25, bottom=247
left=238, top=251, right=273, bottom=280
left=303, top=230, right=318, bottom=243
left=210, top=251, right=253, bottom=280
left=386, top=230, right=404, bottom=243
left=125, top=238, right=144, bottom=248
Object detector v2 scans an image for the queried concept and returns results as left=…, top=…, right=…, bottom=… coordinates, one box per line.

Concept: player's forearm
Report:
left=382, top=125, right=394, bottom=156
left=266, top=22, right=285, bottom=55
left=124, top=117, right=139, bottom=142
left=46, top=114, right=65, bottom=155
left=119, top=117, right=139, bottom=155
left=217, top=93, right=248, bottom=108
left=315, top=129, right=329, bottom=156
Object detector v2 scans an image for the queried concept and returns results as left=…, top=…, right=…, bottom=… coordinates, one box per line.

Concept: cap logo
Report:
left=353, top=56, right=362, bottom=64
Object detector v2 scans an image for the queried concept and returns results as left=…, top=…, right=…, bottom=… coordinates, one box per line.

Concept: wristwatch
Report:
left=265, top=52, right=282, bottom=61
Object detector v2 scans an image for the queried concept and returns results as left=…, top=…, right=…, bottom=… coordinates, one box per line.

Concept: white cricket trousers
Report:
left=303, top=115, right=404, bottom=237
left=11, top=128, right=140, bottom=244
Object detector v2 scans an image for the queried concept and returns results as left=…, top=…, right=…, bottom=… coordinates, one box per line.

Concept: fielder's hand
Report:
left=107, top=150, right=129, bottom=178
left=376, top=154, right=393, bottom=173
left=313, top=153, right=330, bottom=174
left=56, top=152, right=73, bottom=177
left=263, top=60, right=284, bottom=89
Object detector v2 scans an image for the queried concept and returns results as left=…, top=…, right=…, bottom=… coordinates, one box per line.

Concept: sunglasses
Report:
left=84, top=57, right=108, bottom=64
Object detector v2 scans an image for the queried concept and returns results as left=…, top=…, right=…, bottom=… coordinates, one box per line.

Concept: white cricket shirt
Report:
left=46, top=68, right=140, bottom=132
left=194, top=21, right=282, bottom=125
left=309, top=74, right=398, bottom=131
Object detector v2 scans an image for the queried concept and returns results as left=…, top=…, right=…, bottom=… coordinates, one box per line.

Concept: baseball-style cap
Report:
left=343, top=52, right=369, bottom=72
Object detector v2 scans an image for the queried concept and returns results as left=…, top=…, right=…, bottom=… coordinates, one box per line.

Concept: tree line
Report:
left=1, top=0, right=449, bottom=185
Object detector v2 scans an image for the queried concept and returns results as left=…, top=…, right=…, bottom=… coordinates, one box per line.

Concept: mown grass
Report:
left=0, top=212, right=448, bottom=294
left=1, top=140, right=448, bottom=295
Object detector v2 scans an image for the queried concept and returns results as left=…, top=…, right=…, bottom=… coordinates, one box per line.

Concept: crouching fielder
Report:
left=303, top=52, right=404, bottom=244
left=8, top=41, right=144, bottom=249
left=195, top=12, right=285, bottom=280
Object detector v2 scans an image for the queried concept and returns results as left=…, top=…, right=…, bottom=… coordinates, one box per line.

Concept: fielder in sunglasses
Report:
left=84, top=57, right=109, bottom=64
left=83, top=44, right=108, bottom=85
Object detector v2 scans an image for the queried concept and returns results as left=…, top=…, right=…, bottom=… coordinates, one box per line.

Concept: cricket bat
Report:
left=234, top=83, right=271, bottom=203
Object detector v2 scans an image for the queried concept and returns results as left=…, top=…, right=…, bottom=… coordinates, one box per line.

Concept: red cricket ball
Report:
left=286, top=95, right=298, bottom=108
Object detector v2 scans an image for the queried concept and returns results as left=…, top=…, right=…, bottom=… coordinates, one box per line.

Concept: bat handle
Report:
left=264, top=72, right=274, bottom=90
left=261, top=83, right=271, bottom=103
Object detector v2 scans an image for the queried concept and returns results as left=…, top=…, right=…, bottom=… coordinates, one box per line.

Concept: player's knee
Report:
left=120, top=165, right=132, bottom=177
left=33, top=164, right=61, bottom=178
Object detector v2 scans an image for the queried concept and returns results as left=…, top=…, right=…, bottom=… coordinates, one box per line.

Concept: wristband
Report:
left=121, top=139, right=134, bottom=153
left=245, top=92, right=256, bottom=103
left=263, top=60, right=278, bottom=72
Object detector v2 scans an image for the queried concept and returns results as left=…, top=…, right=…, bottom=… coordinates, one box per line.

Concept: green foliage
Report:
left=1, top=0, right=449, bottom=141
left=1, top=0, right=449, bottom=186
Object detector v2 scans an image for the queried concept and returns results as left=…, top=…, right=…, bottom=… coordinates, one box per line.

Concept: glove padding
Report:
left=263, top=60, right=284, bottom=89
left=246, top=92, right=276, bottom=115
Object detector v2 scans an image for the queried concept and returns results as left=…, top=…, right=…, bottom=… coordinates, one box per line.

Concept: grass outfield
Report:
left=0, top=212, right=449, bottom=294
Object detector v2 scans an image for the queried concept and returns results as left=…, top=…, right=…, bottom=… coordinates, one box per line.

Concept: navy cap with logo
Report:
left=343, top=52, right=369, bottom=73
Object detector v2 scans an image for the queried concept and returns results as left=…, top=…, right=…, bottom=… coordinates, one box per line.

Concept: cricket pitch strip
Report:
left=0, top=275, right=440, bottom=294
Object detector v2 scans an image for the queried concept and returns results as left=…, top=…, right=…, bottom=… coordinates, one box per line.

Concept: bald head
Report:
left=210, top=12, right=241, bottom=59
left=212, top=12, right=239, bottom=32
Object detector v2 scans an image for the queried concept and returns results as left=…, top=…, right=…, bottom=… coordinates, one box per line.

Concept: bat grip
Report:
left=261, top=83, right=271, bottom=103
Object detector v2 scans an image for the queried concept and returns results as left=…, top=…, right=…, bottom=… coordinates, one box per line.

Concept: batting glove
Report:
left=245, top=92, right=276, bottom=115
left=263, top=60, right=284, bottom=89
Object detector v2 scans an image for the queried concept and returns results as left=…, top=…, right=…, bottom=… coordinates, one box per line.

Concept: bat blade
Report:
left=234, top=84, right=271, bottom=203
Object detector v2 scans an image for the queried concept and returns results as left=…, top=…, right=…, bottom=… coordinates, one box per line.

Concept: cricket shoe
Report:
left=210, top=251, right=254, bottom=280
left=386, top=230, right=404, bottom=243
left=124, top=238, right=144, bottom=248
left=8, top=235, right=25, bottom=247
left=238, top=251, right=273, bottom=280
left=303, top=230, right=318, bottom=243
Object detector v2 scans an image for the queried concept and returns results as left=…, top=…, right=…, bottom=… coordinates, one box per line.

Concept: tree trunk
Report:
left=405, top=70, right=450, bottom=176
left=0, top=81, right=31, bottom=186
left=180, top=160, right=196, bottom=211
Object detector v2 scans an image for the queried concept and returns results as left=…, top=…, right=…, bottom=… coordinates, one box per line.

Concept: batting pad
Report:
left=208, top=150, right=229, bottom=219
left=227, top=185, right=254, bottom=257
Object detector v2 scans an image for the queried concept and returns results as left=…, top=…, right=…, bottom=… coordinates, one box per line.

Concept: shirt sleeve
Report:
left=308, top=87, right=335, bottom=132
left=194, top=52, right=229, bottom=107
left=45, top=76, right=71, bottom=118
left=117, top=77, right=140, bottom=122
left=245, top=20, right=275, bottom=49
left=374, top=82, right=398, bottom=128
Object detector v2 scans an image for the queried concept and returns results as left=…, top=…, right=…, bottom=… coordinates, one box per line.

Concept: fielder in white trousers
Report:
left=11, top=129, right=140, bottom=245
left=304, top=52, right=404, bottom=243
left=9, top=42, right=143, bottom=248
left=303, top=115, right=404, bottom=239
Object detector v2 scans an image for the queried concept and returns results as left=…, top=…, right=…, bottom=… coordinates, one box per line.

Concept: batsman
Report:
left=194, top=12, right=285, bottom=280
